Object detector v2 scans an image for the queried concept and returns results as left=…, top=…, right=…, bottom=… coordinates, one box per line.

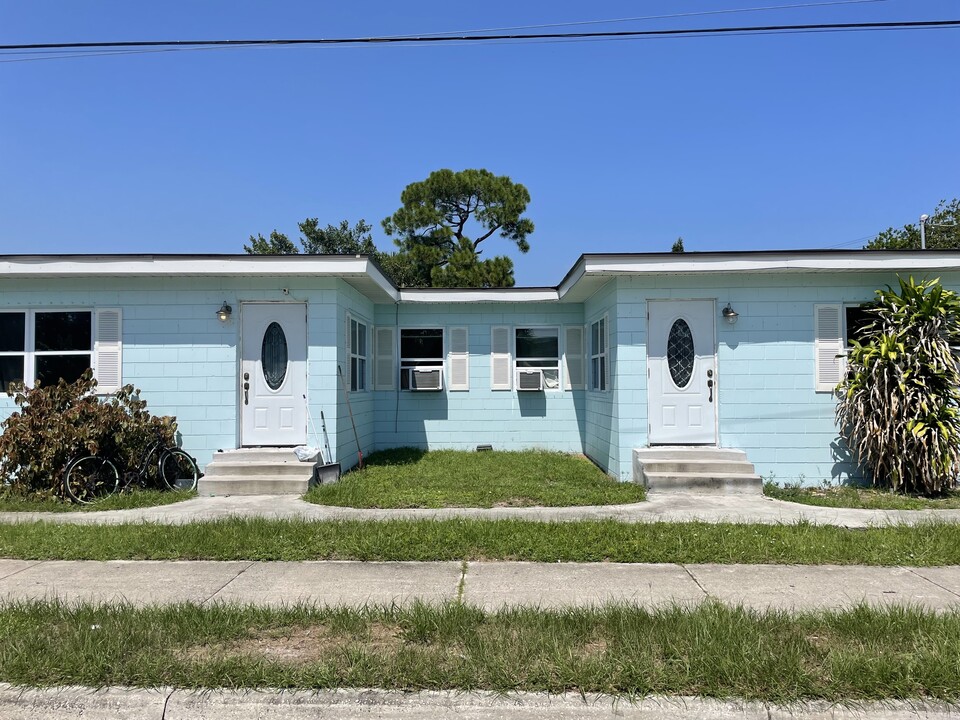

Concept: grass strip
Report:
left=765, top=482, right=960, bottom=510
left=1, top=600, right=959, bottom=700
left=0, top=490, right=196, bottom=513
left=305, top=448, right=645, bottom=508
left=0, top=517, right=958, bottom=565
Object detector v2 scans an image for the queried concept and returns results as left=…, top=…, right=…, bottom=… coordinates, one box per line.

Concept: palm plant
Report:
left=836, top=276, right=960, bottom=494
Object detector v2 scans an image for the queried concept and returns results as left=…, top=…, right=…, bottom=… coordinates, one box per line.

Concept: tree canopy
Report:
left=865, top=199, right=960, bottom=250
left=381, top=168, right=534, bottom=288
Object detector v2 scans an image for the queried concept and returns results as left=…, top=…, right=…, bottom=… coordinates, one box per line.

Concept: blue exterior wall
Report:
left=371, top=302, right=587, bottom=454
left=4, top=267, right=959, bottom=487
left=0, top=275, right=345, bottom=472
left=613, top=271, right=960, bottom=484
left=335, top=281, right=375, bottom=470
left=583, top=280, right=623, bottom=477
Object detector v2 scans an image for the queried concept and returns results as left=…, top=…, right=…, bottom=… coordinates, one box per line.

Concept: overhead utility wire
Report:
left=1, top=19, right=958, bottom=53
left=383, top=0, right=894, bottom=38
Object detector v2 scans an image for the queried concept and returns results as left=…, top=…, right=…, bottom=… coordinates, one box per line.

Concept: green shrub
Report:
left=0, top=371, right=176, bottom=499
left=836, top=276, right=960, bottom=495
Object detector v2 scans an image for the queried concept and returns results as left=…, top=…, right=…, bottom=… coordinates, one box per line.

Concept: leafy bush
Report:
left=0, top=371, right=176, bottom=498
left=836, top=276, right=960, bottom=495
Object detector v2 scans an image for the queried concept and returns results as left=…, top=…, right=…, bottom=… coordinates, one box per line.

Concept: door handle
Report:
left=707, top=378, right=714, bottom=402
left=243, top=381, right=250, bottom=405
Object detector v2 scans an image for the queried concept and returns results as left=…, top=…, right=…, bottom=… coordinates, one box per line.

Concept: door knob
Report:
left=243, top=381, right=250, bottom=405
left=707, top=378, right=714, bottom=402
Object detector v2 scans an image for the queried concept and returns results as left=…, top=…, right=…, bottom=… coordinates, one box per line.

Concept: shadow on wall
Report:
left=831, top=437, right=868, bottom=486
left=517, top=393, right=546, bottom=417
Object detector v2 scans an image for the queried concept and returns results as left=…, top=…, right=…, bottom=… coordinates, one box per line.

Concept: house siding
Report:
left=371, top=302, right=586, bottom=455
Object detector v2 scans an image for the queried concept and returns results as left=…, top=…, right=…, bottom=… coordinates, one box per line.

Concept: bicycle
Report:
left=63, top=433, right=200, bottom=504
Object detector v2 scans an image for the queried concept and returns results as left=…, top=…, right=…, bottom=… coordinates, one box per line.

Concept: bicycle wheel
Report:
left=64, top=455, right=119, bottom=504
left=160, top=449, right=199, bottom=492
left=140, top=443, right=164, bottom=489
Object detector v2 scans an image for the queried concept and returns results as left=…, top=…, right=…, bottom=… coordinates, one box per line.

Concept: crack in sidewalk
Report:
left=201, top=561, right=255, bottom=605
left=0, top=559, right=43, bottom=582
left=681, top=565, right=710, bottom=598
left=906, top=567, right=960, bottom=600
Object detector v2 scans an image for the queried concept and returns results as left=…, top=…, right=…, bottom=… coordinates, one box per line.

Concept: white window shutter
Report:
left=564, top=325, right=585, bottom=390
left=448, top=327, right=469, bottom=391
left=374, top=326, right=395, bottom=391
left=815, top=304, right=843, bottom=392
left=490, top=326, right=512, bottom=390
left=94, top=308, right=122, bottom=394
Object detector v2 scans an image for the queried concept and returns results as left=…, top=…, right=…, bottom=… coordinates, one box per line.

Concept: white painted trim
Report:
left=578, top=252, right=960, bottom=277
left=400, top=288, right=559, bottom=303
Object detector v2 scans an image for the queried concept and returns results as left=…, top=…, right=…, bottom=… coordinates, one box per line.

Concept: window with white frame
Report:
left=590, top=316, right=608, bottom=391
left=348, top=316, right=367, bottom=392
left=515, top=327, right=560, bottom=389
left=0, top=310, right=116, bottom=393
left=400, top=328, right=444, bottom=390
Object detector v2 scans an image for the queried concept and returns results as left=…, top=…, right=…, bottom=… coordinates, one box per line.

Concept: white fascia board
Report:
left=579, top=252, right=960, bottom=276
left=0, top=255, right=377, bottom=277
left=399, top=288, right=559, bottom=303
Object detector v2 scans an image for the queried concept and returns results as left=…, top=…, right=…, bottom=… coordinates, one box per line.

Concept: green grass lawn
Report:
left=0, top=489, right=196, bottom=513
left=2, top=600, right=959, bottom=700
left=3, top=517, right=960, bottom=565
left=765, top=482, right=960, bottom=510
left=305, top=448, right=646, bottom=508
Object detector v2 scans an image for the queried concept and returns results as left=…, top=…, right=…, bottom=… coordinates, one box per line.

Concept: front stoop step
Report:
left=633, top=447, right=762, bottom=495
left=199, top=448, right=317, bottom=496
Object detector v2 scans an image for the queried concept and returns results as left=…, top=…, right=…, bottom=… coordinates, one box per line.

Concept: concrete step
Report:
left=198, top=475, right=310, bottom=496
left=203, top=461, right=315, bottom=478
left=634, top=447, right=748, bottom=462
left=201, top=447, right=322, bottom=496
left=638, top=459, right=756, bottom=475
left=210, top=447, right=316, bottom=464
left=643, top=471, right=763, bottom=495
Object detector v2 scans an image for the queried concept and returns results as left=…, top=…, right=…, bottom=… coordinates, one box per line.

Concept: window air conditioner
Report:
left=516, top=368, right=544, bottom=391
left=409, top=366, right=443, bottom=391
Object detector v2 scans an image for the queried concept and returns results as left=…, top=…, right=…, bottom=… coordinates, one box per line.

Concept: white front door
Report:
left=648, top=300, right=717, bottom=444
left=240, top=303, right=307, bottom=446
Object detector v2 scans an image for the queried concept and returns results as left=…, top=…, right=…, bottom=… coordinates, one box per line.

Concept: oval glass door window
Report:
left=667, top=318, right=695, bottom=389
left=261, top=322, right=288, bottom=390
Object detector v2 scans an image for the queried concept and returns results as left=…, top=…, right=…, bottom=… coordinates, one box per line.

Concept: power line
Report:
left=0, top=19, right=958, bottom=54
left=384, top=0, right=895, bottom=38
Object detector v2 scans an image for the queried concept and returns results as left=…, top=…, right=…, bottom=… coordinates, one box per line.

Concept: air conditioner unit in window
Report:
left=409, top=366, right=443, bottom=391
left=516, top=368, right=544, bottom=391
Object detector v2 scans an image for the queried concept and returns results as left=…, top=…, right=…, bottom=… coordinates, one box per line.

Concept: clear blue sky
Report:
left=1, top=1, right=957, bottom=286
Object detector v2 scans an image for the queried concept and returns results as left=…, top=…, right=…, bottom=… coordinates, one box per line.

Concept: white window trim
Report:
left=514, top=326, right=562, bottom=391
left=0, top=308, right=121, bottom=394
left=589, top=314, right=609, bottom=392
left=399, top=327, right=445, bottom=391
left=346, top=313, right=369, bottom=393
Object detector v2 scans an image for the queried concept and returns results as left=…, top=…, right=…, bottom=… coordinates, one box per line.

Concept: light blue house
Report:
left=1, top=250, right=958, bottom=491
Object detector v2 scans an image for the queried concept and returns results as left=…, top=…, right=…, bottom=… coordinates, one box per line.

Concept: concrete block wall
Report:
left=371, top=302, right=587, bottom=457
left=335, top=281, right=375, bottom=471
left=0, top=276, right=343, bottom=473
left=583, top=281, right=622, bottom=477
left=614, top=271, right=960, bottom=485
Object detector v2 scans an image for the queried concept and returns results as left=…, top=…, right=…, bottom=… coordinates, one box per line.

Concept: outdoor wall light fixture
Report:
left=722, top=303, right=739, bottom=325
left=216, top=302, right=232, bottom=322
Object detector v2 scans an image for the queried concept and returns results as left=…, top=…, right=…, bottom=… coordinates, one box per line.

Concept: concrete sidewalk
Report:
left=2, top=686, right=958, bottom=720
left=2, top=493, right=960, bottom=527
left=2, top=559, right=959, bottom=611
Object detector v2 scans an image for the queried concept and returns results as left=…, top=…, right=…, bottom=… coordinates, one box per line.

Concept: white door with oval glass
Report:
left=240, top=303, right=307, bottom=446
left=647, top=300, right=717, bottom=445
